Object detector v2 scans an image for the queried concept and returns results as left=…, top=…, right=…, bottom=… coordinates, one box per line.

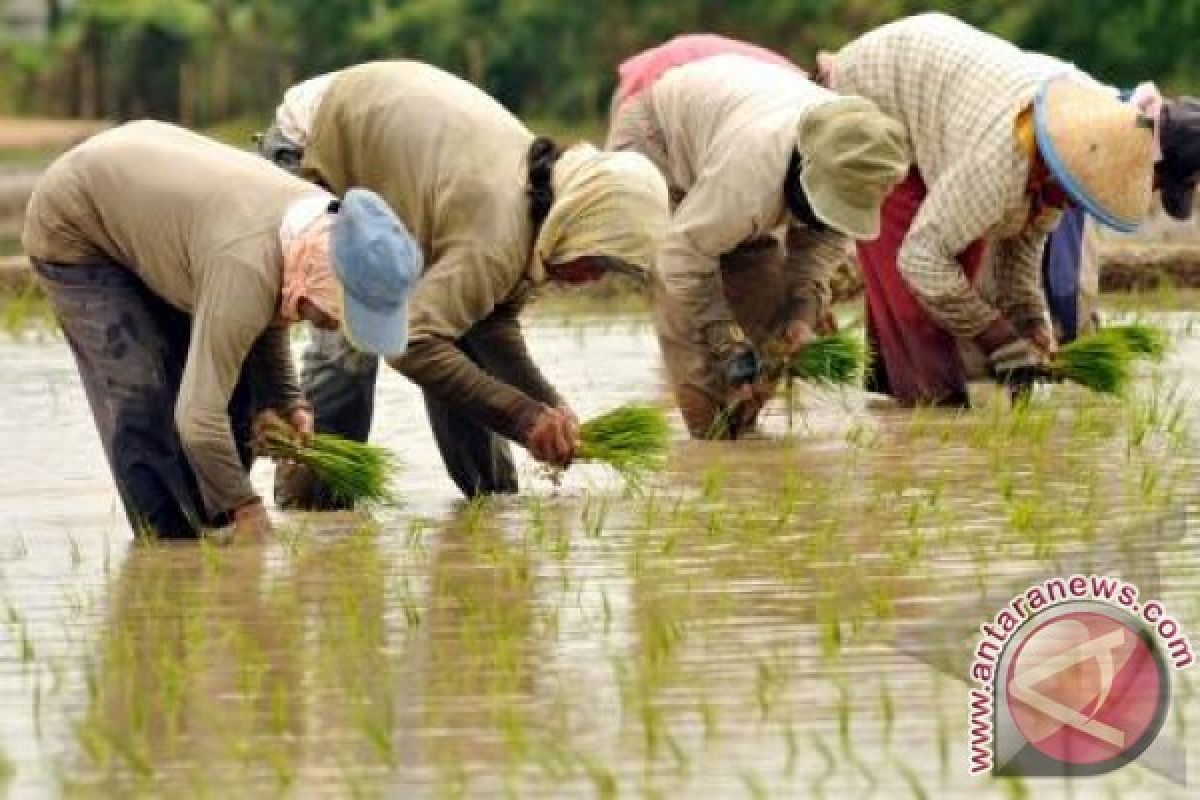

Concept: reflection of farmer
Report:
left=1043, top=95, right=1200, bottom=343
left=608, top=46, right=909, bottom=438
left=818, top=14, right=1156, bottom=405
left=261, top=62, right=669, bottom=505
left=23, top=121, right=417, bottom=539
left=79, top=543, right=301, bottom=783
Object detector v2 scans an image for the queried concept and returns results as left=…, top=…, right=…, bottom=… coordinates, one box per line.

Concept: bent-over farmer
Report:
left=817, top=13, right=1157, bottom=405
left=608, top=50, right=909, bottom=438
left=23, top=121, right=419, bottom=539
left=1041, top=89, right=1200, bottom=344
left=265, top=61, right=670, bottom=506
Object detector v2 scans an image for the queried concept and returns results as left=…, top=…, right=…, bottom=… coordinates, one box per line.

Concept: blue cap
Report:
left=331, top=188, right=421, bottom=357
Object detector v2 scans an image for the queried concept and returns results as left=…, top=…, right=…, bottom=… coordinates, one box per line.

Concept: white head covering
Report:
left=530, top=144, right=669, bottom=282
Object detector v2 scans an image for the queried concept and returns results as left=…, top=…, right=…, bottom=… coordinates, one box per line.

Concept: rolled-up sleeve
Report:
left=388, top=245, right=545, bottom=443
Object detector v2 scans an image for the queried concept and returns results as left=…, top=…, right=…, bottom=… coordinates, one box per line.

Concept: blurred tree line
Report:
left=0, top=0, right=1196, bottom=126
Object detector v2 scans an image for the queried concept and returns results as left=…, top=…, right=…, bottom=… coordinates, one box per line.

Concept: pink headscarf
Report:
left=280, top=213, right=340, bottom=323
left=615, top=34, right=801, bottom=110
left=1130, top=82, right=1164, bottom=162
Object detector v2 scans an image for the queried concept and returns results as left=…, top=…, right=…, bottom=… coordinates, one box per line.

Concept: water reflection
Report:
left=0, top=316, right=1196, bottom=798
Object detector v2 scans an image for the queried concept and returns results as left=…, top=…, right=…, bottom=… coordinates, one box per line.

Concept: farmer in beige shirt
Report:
left=609, top=52, right=909, bottom=438
left=818, top=13, right=1156, bottom=405
left=264, top=61, right=669, bottom=506
left=23, top=121, right=419, bottom=540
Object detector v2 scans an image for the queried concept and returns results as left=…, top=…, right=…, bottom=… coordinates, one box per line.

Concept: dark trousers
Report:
left=274, top=329, right=517, bottom=509
left=35, top=259, right=256, bottom=538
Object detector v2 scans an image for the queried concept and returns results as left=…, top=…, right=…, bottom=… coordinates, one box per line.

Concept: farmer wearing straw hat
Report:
left=608, top=50, right=909, bottom=438
left=999, top=87, right=1197, bottom=348
left=817, top=13, right=1156, bottom=406
left=266, top=61, right=669, bottom=506
left=22, top=121, right=419, bottom=540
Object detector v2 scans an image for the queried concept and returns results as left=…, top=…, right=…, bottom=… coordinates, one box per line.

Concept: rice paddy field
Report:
left=1, top=297, right=1199, bottom=798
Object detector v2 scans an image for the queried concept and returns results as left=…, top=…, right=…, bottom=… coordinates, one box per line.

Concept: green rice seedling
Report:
left=879, top=680, right=895, bottom=749
left=1100, top=323, right=1170, bottom=361
left=578, top=404, right=670, bottom=475
left=739, top=770, right=769, bottom=800
left=999, top=775, right=1030, bottom=800
left=782, top=722, right=799, bottom=777
left=576, top=754, right=617, bottom=800
left=895, top=758, right=929, bottom=800
left=1051, top=333, right=1133, bottom=395
left=809, top=732, right=837, bottom=797
left=263, top=423, right=397, bottom=507
left=789, top=330, right=869, bottom=386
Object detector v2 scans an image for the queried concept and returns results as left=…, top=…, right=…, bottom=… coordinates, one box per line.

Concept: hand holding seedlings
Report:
left=789, top=331, right=869, bottom=387
left=527, top=407, right=580, bottom=467
left=257, top=412, right=398, bottom=507
left=231, top=499, right=273, bottom=540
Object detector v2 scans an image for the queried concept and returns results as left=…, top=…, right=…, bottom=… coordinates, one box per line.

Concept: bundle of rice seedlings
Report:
left=1050, top=334, right=1133, bottom=396
left=263, top=425, right=397, bottom=506
left=788, top=331, right=869, bottom=386
left=1099, top=323, right=1169, bottom=361
left=578, top=404, right=670, bottom=474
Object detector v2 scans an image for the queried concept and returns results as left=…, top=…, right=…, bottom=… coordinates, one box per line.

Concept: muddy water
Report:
left=1, top=311, right=1198, bottom=799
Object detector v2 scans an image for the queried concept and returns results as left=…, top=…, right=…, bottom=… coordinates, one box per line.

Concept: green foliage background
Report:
left=1, top=0, right=1196, bottom=128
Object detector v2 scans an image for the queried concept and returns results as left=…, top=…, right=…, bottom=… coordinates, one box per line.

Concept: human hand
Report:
left=526, top=407, right=580, bottom=467
left=782, top=319, right=816, bottom=360
left=288, top=405, right=315, bottom=442
left=231, top=499, right=273, bottom=541
left=1023, top=321, right=1059, bottom=359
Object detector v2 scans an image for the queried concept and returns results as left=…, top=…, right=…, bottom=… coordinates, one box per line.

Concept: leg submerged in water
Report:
left=424, top=335, right=518, bottom=497
left=35, top=259, right=218, bottom=538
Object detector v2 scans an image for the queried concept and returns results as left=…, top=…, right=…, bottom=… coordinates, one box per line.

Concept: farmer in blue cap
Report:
left=22, top=120, right=419, bottom=541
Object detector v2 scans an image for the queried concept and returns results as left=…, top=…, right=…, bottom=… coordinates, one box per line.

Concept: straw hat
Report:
left=1034, top=76, right=1156, bottom=233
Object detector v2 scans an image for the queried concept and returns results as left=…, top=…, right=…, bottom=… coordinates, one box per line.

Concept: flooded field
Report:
left=1, top=306, right=1199, bottom=798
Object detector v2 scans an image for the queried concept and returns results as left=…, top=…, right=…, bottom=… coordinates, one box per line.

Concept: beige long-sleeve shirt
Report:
left=23, top=120, right=314, bottom=517
left=833, top=13, right=1081, bottom=336
left=633, top=54, right=846, bottom=353
left=304, top=61, right=559, bottom=443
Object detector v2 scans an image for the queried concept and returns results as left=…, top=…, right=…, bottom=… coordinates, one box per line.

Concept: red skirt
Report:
left=857, top=170, right=986, bottom=407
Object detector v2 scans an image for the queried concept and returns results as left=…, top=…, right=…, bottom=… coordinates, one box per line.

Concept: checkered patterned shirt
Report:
left=835, top=13, right=1081, bottom=336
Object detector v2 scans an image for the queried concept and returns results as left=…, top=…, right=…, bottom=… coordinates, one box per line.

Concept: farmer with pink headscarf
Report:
left=609, top=36, right=910, bottom=438
left=23, top=120, right=419, bottom=541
